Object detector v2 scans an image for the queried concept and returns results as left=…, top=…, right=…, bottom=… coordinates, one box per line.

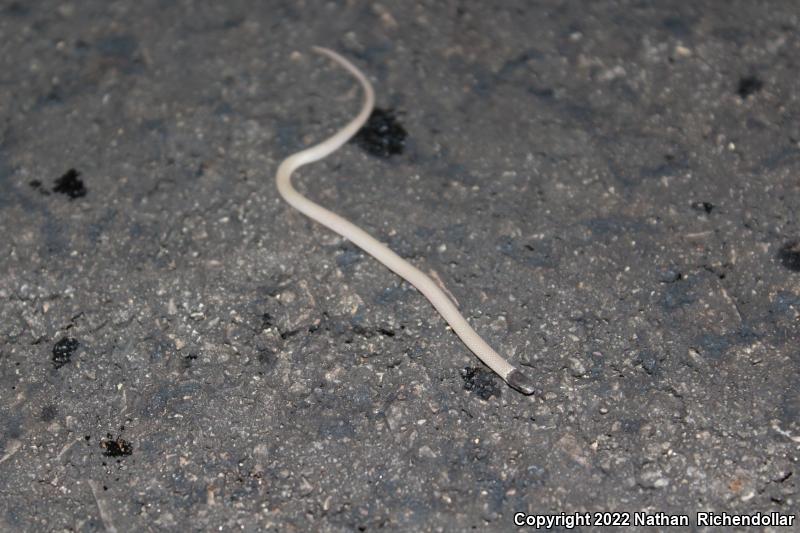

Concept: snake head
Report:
left=506, top=369, right=536, bottom=395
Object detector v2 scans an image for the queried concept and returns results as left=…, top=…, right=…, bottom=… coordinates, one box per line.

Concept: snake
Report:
left=275, top=46, right=535, bottom=395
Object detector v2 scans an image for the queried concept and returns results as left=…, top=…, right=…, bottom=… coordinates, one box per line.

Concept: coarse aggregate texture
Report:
left=0, top=1, right=798, bottom=531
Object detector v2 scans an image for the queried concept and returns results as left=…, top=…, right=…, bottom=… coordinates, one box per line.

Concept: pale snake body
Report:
left=275, top=47, right=535, bottom=395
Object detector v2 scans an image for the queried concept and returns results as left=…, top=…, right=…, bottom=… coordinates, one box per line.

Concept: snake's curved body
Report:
left=275, top=47, right=535, bottom=395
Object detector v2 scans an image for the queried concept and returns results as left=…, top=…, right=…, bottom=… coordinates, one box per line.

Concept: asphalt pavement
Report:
left=0, top=1, right=798, bottom=531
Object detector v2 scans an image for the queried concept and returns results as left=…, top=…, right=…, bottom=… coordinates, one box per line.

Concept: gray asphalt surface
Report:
left=1, top=1, right=798, bottom=531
